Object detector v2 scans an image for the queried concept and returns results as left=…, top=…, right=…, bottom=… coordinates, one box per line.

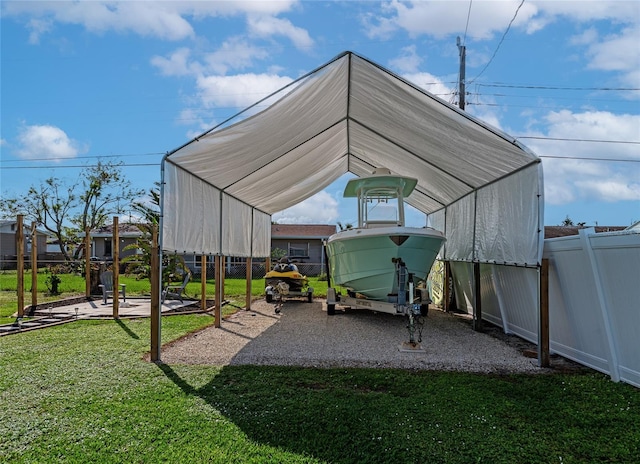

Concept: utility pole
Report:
left=456, top=36, right=466, bottom=110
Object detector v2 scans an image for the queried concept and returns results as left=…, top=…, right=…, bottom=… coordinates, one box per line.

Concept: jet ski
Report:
left=264, top=257, right=313, bottom=306
left=265, top=258, right=308, bottom=292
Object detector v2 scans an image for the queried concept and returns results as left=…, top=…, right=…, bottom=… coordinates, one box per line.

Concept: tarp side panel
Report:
left=429, top=209, right=446, bottom=235
left=228, top=123, right=350, bottom=213
left=221, top=194, right=252, bottom=257
left=444, top=194, right=475, bottom=261
left=163, top=163, right=221, bottom=254
left=252, top=210, right=272, bottom=258
left=168, top=56, right=349, bottom=193
left=475, top=165, right=541, bottom=266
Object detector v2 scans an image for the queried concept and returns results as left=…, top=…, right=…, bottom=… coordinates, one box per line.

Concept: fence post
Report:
left=31, top=223, right=38, bottom=311
left=16, top=215, right=25, bottom=318
left=538, top=259, right=550, bottom=367
left=150, top=224, right=161, bottom=362
left=214, top=255, right=221, bottom=328
left=201, top=254, right=207, bottom=311
left=245, top=257, right=252, bottom=310
left=85, top=227, right=91, bottom=298
left=473, top=262, right=482, bottom=331
left=579, top=228, right=620, bottom=382
left=112, top=216, right=119, bottom=319
left=443, top=261, right=451, bottom=311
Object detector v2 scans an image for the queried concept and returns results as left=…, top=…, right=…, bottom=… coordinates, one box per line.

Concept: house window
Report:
left=288, top=244, right=309, bottom=258
left=104, top=239, right=112, bottom=257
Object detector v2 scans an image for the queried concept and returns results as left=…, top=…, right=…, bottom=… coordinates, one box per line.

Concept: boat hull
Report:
left=326, top=227, right=445, bottom=301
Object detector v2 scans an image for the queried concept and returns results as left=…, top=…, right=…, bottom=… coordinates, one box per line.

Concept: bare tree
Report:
left=0, top=161, right=144, bottom=261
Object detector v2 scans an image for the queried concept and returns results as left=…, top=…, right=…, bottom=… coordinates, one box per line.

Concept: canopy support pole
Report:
left=538, top=258, right=550, bottom=367
left=245, top=257, right=252, bottom=310
left=16, top=215, right=24, bottom=318
left=472, top=262, right=482, bottom=331
left=150, top=225, right=161, bottom=362
left=201, top=255, right=207, bottom=311
left=214, top=255, right=222, bottom=328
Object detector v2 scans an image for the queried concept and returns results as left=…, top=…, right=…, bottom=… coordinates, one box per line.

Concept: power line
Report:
left=538, top=155, right=640, bottom=163
left=1, top=152, right=165, bottom=164
left=462, top=0, right=473, bottom=45
left=468, top=0, right=526, bottom=84
left=477, top=82, right=640, bottom=91
left=1, top=163, right=160, bottom=170
left=517, top=136, right=640, bottom=144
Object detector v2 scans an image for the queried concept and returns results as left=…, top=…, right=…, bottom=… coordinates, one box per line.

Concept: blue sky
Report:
left=1, top=0, right=639, bottom=228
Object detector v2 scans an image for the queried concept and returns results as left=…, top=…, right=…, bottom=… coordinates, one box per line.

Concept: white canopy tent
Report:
left=161, top=51, right=543, bottom=267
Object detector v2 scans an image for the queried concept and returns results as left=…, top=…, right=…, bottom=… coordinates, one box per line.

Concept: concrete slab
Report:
left=32, top=298, right=202, bottom=319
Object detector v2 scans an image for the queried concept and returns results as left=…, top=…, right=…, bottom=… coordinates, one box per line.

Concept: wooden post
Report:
left=16, top=215, right=24, bottom=318
left=31, top=223, right=38, bottom=310
left=245, top=257, right=252, bottom=310
left=539, top=259, right=550, bottom=367
left=214, top=255, right=221, bottom=328
left=85, top=227, right=91, bottom=297
left=150, top=225, right=161, bottom=362
left=265, top=257, right=271, bottom=274
left=200, top=254, right=207, bottom=311
left=112, top=216, right=119, bottom=318
left=443, top=261, right=451, bottom=311
left=220, top=255, right=226, bottom=301
left=472, top=262, right=482, bottom=331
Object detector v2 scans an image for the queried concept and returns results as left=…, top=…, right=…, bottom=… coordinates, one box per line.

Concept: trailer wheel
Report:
left=327, top=303, right=335, bottom=315
left=266, top=293, right=273, bottom=303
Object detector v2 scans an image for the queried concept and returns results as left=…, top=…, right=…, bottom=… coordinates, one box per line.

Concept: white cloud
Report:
left=203, top=38, right=269, bottom=75
left=16, top=124, right=86, bottom=161
left=525, top=110, right=640, bottom=205
left=364, top=0, right=539, bottom=40
left=151, top=47, right=199, bottom=76
left=4, top=1, right=301, bottom=42
left=583, top=25, right=640, bottom=90
left=389, top=45, right=423, bottom=73
left=272, top=191, right=338, bottom=224
left=247, top=15, right=314, bottom=50
left=196, top=73, right=293, bottom=110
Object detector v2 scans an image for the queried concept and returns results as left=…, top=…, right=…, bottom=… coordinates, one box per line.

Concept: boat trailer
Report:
left=265, top=281, right=314, bottom=313
left=326, top=258, right=429, bottom=349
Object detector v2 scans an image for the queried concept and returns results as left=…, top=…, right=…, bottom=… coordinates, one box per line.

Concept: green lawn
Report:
left=0, top=270, right=329, bottom=324
left=0, top=316, right=638, bottom=463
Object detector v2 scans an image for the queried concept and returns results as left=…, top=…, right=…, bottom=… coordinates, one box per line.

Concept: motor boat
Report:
left=325, top=167, right=446, bottom=302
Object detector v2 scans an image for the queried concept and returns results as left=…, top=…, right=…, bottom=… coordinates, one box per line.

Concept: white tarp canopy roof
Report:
left=162, top=51, right=544, bottom=267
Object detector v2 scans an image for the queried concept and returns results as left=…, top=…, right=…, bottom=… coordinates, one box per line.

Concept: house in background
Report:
left=87, top=223, right=144, bottom=261
left=271, top=223, right=336, bottom=265
left=0, top=220, right=51, bottom=269
left=544, top=225, right=627, bottom=238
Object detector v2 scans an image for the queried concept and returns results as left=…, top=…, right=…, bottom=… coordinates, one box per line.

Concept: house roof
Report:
left=0, top=220, right=50, bottom=236
left=271, top=224, right=336, bottom=239
left=88, top=223, right=145, bottom=238
left=544, top=226, right=628, bottom=238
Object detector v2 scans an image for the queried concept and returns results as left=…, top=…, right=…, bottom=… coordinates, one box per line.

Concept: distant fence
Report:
left=192, top=262, right=326, bottom=279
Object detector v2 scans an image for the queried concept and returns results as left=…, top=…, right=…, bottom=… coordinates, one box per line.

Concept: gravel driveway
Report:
left=160, top=299, right=552, bottom=374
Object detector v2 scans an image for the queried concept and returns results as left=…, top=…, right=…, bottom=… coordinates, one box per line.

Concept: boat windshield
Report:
left=360, top=187, right=404, bottom=227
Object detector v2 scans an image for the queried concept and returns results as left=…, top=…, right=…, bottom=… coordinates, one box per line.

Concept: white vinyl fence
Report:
left=448, top=227, right=640, bottom=387
left=544, top=228, right=640, bottom=387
